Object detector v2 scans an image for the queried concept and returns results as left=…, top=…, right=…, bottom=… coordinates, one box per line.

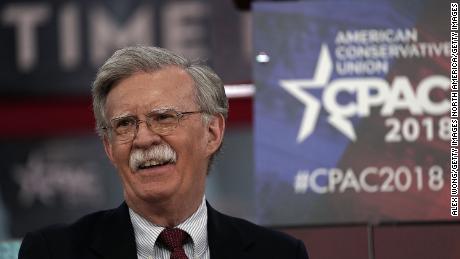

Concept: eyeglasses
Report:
left=102, top=109, right=203, bottom=142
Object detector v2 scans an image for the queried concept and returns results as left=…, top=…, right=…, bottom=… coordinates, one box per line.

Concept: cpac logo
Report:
left=280, top=44, right=449, bottom=142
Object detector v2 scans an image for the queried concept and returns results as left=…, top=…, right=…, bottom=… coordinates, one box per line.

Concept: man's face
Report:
left=102, top=66, right=224, bottom=206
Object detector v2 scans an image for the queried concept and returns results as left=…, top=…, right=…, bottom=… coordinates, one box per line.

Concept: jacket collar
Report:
left=88, top=201, right=255, bottom=259
left=90, top=203, right=138, bottom=259
left=207, top=202, right=255, bottom=259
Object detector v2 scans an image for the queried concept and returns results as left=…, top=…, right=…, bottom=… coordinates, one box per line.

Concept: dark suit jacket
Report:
left=19, top=202, right=308, bottom=259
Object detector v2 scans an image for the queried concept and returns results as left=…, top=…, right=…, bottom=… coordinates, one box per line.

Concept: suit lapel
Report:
left=90, top=203, right=138, bottom=259
left=86, top=202, right=252, bottom=259
left=207, top=202, right=254, bottom=259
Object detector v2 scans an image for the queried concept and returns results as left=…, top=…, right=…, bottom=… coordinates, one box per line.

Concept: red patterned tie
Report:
left=158, top=228, right=189, bottom=259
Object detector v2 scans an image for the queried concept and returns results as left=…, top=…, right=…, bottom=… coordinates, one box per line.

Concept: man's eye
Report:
left=115, top=118, right=134, bottom=128
left=156, top=113, right=176, bottom=121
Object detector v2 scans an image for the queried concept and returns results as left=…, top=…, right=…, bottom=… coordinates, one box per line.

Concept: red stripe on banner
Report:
left=0, top=96, right=252, bottom=138
left=227, top=97, right=253, bottom=127
left=0, top=96, right=95, bottom=138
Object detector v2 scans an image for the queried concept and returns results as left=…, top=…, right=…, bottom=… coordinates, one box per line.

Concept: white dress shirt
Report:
left=129, top=197, right=210, bottom=259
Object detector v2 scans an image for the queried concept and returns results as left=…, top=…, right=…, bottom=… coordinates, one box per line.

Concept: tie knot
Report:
left=158, top=228, right=189, bottom=250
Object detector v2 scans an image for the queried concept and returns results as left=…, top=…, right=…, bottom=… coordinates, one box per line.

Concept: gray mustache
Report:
left=129, top=144, right=177, bottom=171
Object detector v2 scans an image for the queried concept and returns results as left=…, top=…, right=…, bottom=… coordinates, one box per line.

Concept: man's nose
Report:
left=132, top=121, right=161, bottom=148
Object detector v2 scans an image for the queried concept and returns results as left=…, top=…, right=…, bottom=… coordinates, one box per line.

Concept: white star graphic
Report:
left=279, top=44, right=333, bottom=143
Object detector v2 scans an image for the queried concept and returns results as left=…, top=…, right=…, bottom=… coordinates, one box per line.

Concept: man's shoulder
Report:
left=215, top=209, right=301, bottom=244
left=19, top=205, right=128, bottom=259
left=34, top=206, right=118, bottom=238
left=207, top=204, right=309, bottom=258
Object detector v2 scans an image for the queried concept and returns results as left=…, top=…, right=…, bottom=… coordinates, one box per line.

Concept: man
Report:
left=19, top=46, right=309, bottom=259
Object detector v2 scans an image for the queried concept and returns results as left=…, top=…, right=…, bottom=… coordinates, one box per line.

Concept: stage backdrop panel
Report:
left=0, top=0, right=250, bottom=95
left=0, top=136, right=123, bottom=238
left=254, top=0, right=452, bottom=225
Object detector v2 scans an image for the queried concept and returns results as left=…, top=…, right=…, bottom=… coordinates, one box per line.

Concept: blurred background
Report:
left=0, top=0, right=458, bottom=258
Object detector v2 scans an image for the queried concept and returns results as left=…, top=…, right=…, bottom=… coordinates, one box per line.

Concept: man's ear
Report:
left=103, top=135, right=116, bottom=165
left=206, top=114, right=225, bottom=156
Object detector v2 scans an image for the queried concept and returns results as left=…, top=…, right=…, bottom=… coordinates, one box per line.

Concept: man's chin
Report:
left=131, top=180, right=179, bottom=202
left=138, top=190, right=178, bottom=205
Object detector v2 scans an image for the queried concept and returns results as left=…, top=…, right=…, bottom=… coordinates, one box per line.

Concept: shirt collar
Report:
left=129, top=197, right=208, bottom=258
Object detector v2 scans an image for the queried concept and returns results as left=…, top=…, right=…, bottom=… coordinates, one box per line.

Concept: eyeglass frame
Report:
left=101, top=108, right=205, bottom=142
